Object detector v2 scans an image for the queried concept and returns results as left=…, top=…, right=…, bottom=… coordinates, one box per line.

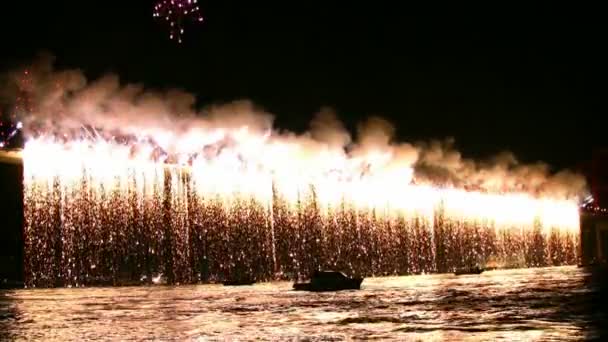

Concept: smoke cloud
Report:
left=1, top=54, right=587, bottom=200
left=309, top=107, right=351, bottom=149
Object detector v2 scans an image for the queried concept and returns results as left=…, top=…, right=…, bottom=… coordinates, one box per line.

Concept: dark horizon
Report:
left=0, top=1, right=605, bottom=171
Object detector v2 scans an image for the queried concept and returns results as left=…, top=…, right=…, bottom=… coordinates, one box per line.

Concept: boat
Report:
left=577, top=261, right=608, bottom=272
left=292, top=270, right=363, bottom=292
left=454, top=265, right=484, bottom=275
left=223, top=279, right=256, bottom=286
left=223, top=273, right=256, bottom=286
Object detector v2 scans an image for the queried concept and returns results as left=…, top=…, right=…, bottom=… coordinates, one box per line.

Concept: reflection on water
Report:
left=0, top=266, right=604, bottom=341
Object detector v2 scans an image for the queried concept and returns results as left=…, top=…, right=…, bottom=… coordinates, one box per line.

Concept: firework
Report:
left=153, top=0, right=204, bottom=43
left=0, top=58, right=586, bottom=287
left=18, top=129, right=581, bottom=287
left=0, top=121, right=22, bottom=148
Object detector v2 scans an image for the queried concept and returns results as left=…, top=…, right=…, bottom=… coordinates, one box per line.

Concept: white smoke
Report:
left=1, top=54, right=587, bottom=200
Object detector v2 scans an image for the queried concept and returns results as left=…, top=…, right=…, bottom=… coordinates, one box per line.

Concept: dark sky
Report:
left=0, top=1, right=604, bottom=170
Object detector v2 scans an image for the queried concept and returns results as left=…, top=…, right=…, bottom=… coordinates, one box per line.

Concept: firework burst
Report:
left=19, top=131, right=582, bottom=287
left=0, top=116, right=23, bottom=149
left=153, top=0, right=204, bottom=43
left=6, top=60, right=587, bottom=287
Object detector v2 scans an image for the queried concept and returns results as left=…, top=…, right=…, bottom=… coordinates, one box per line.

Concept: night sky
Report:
left=0, top=1, right=604, bottom=170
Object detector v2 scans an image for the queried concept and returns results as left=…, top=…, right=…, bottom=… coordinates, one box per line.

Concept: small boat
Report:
left=454, top=265, right=484, bottom=275
left=577, top=262, right=608, bottom=271
left=223, top=273, right=256, bottom=286
left=293, top=271, right=363, bottom=292
left=223, top=279, right=256, bottom=286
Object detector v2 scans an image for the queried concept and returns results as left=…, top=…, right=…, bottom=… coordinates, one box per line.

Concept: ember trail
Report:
left=21, top=135, right=580, bottom=288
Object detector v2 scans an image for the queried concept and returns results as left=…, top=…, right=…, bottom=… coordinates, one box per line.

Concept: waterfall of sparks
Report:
left=21, top=135, right=581, bottom=287
left=153, top=0, right=204, bottom=43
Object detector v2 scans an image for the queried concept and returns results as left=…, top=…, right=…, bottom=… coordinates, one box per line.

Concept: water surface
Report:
left=1, top=266, right=603, bottom=341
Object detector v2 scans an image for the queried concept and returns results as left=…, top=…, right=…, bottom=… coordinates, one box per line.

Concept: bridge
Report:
left=0, top=149, right=606, bottom=287
left=0, top=150, right=24, bottom=288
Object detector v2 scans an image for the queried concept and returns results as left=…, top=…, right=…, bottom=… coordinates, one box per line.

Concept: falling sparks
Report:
left=153, top=0, right=204, bottom=43
left=18, top=128, right=581, bottom=288
left=0, top=57, right=588, bottom=288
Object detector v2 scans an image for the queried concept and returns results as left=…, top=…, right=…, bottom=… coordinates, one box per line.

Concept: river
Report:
left=1, top=266, right=605, bottom=341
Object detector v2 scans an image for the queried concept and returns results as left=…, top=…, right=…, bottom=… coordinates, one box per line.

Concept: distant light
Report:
left=152, top=273, right=163, bottom=284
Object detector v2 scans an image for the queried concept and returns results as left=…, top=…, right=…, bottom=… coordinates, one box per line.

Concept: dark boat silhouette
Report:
left=293, top=271, right=363, bottom=292
left=223, top=274, right=256, bottom=286
left=223, top=279, right=256, bottom=286
left=454, top=265, right=484, bottom=275
left=578, top=262, right=608, bottom=272
left=222, top=268, right=256, bottom=286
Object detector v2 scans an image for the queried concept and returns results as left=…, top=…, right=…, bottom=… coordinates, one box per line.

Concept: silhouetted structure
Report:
left=0, top=148, right=584, bottom=288
left=0, top=151, right=24, bottom=288
left=579, top=149, right=608, bottom=265
left=590, top=150, right=608, bottom=208
left=580, top=211, right=608, bottom=265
